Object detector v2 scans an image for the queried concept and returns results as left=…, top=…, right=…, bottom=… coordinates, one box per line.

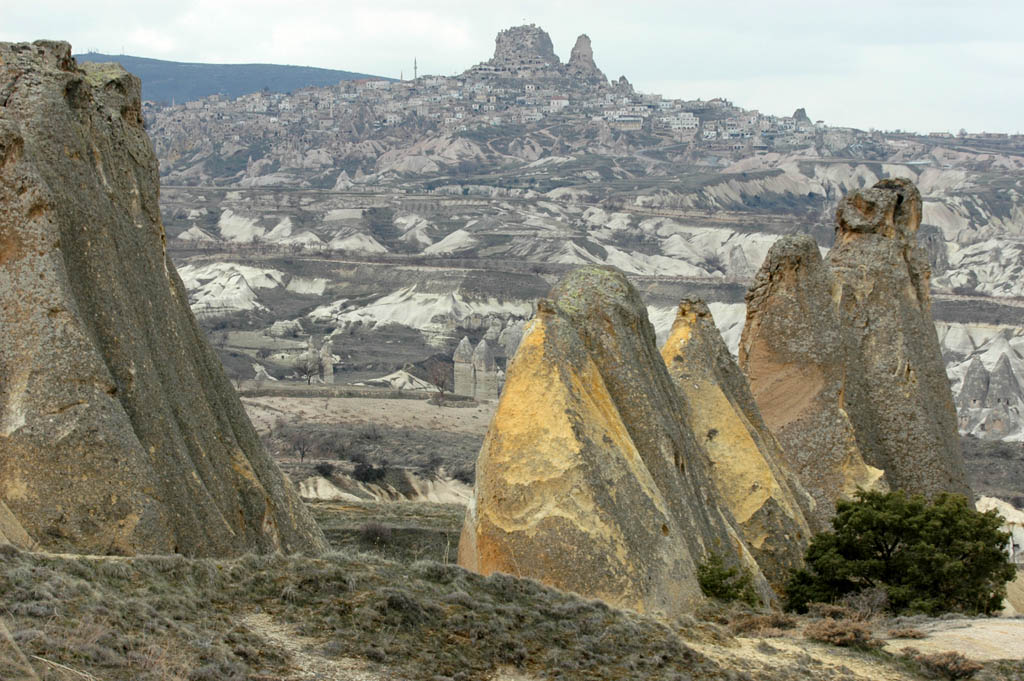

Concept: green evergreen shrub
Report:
left=785, top=490, right=1015, bottom=615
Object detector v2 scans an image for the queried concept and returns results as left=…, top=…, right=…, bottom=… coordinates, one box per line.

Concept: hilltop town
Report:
left=145, top=24, right=1023, bottom=192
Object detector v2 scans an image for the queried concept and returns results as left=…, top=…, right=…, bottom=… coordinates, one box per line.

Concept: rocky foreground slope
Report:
left=0, top=41, right=325, bottom=556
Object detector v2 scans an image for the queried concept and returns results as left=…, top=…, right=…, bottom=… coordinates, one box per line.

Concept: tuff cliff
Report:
left=661, top=298, right=814, bottom=584
left=828, top=178, right=969, bottom=496
left=740, top=235, right=886, bottom=525
left=741, top=178, right=969, bottom=521
left=0, top=41, right=326, bottom=556
left=459, top=266, right=770, bottom=616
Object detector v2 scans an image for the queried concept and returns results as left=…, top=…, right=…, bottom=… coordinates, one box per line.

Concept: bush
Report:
left=697, top=553, right=758, bottom=607
left=804, top=618, right=884, bottom=650
left=887, top=627, right=926, bottom=639
left=314, top=462, right=335, bottom=479
left=352, top=462, right=388, bottom=484
left=785, top=490, right=1015, bottom=616
left=899, top=649, right=983, bottom=680
left=358, top=522, right=393, bottom=547
left=727, top=612, right=796, bottom=637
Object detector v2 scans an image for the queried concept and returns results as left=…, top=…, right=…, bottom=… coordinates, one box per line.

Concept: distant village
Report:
left=146, top=24, right=1022, bottom=178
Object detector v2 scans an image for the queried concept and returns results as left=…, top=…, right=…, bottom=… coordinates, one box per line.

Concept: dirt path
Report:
left=243, top=613, right=386, bottom=681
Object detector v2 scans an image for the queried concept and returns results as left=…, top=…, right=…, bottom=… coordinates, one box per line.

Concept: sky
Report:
left=3, top=0, right=1022, bottom=134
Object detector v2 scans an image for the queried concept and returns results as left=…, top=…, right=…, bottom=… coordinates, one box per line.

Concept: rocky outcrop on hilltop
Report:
left=567, top=34, right=606, bottom=84
left=0, top=41, right=326, bottom=556
left=459, top=266, right=771, bottom=616
left=742, top=178, right=970, bottom=520
left=661, top=298, right=815, bottom=583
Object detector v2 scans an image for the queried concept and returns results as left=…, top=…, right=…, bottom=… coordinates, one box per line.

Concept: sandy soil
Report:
left=883, top=618, right=1024, bottom=661
left=242, top=396, right=498, bottom=435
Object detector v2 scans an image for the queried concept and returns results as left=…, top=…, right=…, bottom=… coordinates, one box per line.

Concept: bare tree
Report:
left=427, top=363, right=453, bottom=405
left=295, top=354, right=322, bottom=385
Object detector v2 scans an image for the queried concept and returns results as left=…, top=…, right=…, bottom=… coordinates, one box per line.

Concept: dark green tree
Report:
left=785, top=490, right=1015, bottom=615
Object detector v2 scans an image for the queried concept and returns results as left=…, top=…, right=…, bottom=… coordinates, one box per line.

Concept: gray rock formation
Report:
left=473, top=24, right=561, bottom=77
left=958, top=354, right=1024, bottom=439
left=829, top=178, right=969, bottom=496
left=460, top=266, right=771, bottom=616
left=567, top=34, right=606, bottom=84
left=453, top=336, right=475, bottom=397
left=471, top=339, right=499, bottom=400
left=742, top=178, right=970, bottom=518
left=320, top=339, right=334, bottom=384
left=959, top=357, right=992, bottom=409
left=0, top=41, right=326, bottom=557
left=989, top=355, right=1023, bottom=408
left=661, top=298, right=815, bottom=585
left=741, top=235, right=885, bottom=526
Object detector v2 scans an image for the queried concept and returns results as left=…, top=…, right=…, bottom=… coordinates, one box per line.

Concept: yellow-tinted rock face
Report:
left=661, top=299, right=813, bottom=587
left=459, top=268, right=772, bottom=616
left=0, top=500, right=31, bottom=549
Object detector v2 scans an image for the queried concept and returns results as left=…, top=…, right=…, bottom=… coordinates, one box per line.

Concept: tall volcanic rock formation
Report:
left=459, top=267, right=770, bottom=616
left=661, top=298, right=815, bottom=583
left=740, top=235, right=885, bottom=525
left=567, top=34, right=607, bottom=84
left=741, top=178, right=970, bottom=519
left=470, top=24, right=560, bottom=77
left=0, top=41, right=326, bottom=556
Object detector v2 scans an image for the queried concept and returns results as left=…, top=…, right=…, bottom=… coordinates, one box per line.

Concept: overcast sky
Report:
left=4, top=0, right=1022, bottom=133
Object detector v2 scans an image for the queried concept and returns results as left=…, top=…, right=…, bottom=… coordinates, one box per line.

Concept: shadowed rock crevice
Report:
left=0, top=41, right=325, bottom=557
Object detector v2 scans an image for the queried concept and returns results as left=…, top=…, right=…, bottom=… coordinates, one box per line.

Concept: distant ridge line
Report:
left=74, top=52, right=392, bottom=105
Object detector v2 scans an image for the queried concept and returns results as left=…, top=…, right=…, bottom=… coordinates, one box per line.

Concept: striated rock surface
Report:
left=742, top=178, right=969, bottom=522
left=661, top=298, right=814, bottom=585
left=0, top=41, right=326, bottom=556
left=459, top=266, right=770, bottom=616
left=740, top=235, right=885, bottom=525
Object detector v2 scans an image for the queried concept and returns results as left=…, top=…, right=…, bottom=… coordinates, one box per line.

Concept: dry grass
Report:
left=0, top=545, right=727, bottom=681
